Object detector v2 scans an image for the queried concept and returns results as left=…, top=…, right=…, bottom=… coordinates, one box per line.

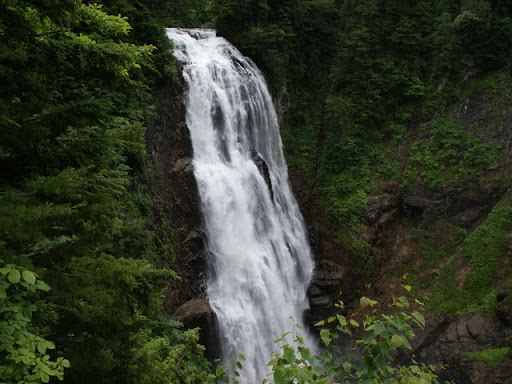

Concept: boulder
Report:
left=173, top=299, right=217, bottom=348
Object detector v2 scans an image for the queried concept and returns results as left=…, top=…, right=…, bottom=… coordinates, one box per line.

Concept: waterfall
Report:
left=167, top=28, right=315, bottom=383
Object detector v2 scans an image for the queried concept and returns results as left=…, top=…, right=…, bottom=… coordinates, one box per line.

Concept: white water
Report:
left=167, top=28, right=315, bottom=383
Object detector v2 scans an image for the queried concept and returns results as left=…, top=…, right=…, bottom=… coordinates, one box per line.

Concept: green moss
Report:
left=404, top=118, right=499, bottom=191
left=375, top=123, right=406, bottom=181
left=461, top=192, right=512, bottom=294
left=465, top=347, right=511, bottom=368
left=334, top=231, right=373, bottom=281
left=429, top=191, right=512, bottom=314
left=281, top=90, right=323, bottom=181
left=469, top=71, right=512, bottom=94
left=411, top=223, right=466, bottom=270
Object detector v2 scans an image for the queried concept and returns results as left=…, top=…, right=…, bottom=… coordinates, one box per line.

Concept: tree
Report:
left=0, top=2, right=212, bottom=382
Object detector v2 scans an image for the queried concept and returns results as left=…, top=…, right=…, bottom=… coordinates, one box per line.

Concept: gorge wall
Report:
left=145, top=65, right=215, bottom=345
left=146, top=60, right=512, bottom=383
left=288, top=74, right=512, bottom=383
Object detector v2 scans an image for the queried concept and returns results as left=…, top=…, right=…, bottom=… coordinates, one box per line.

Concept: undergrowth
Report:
left=429, top=191, right=512, bottom=314
left=404, top=118, right=499, bottom=191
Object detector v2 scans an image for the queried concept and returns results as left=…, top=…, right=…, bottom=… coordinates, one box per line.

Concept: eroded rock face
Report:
left=287, top=168, right=358, bottom=327
left=451, top=88, right=512, bottom=162
left=307, top=260, right=349, bottom=323
left=401, top=179, right=510, bottom=229
left=146, top=65, right=207, bottom=312
left=173, top=299, right=217, bottom=348
left=395, top=311, right=512, bottom=384
left=288, top=81, right=512, bottom=381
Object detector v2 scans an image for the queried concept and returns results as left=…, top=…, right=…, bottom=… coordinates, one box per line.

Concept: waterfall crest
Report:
left=167, top=28, right=315, bottom=383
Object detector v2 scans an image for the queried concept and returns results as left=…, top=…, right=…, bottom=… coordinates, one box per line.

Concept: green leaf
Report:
left=337, top=314, right=347, bottom=327
left=40, top=372, right=50, bottom=383
left=349, top=319, right=360, bottom=327
left=320, top=329, right=332, bottom=346
left=402, top=337, right=412, bottom=350
left=297, top=369, right=311, bottom=384
left=22, top=270, right=36, bottom=285
left=373, top=322, right=386, bottom=336
left=284, top=346, right=295, bottom=364
left=411, top=311, right=425, bottom=326
left=360, top=296, right=371, bottom=308
left=380, top=341, right=394, bottom=360
left=298, top=347, right=310, bottom=361
left=363, top=330, right=375, bottom=345
left=7, top=269, right=20, bottom=284
left=237, top=353, right=246, bottom=361
left=216, top=366, right=225, bottom=376
left=390, top=334, right=404, bottom=348
left=37, top=342, right=47, bottom=354
left=273, top=366, right=287, bottom=384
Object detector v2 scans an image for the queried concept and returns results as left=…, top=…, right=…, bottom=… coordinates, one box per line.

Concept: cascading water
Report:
left=167, top=28, right=315, bottom=383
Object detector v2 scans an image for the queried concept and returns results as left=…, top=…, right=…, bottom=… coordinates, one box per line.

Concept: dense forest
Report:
left=1, top=0, right=512, bottom=383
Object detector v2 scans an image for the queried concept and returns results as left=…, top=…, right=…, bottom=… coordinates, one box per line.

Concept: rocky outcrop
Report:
left=288, top=78, right=512, bottom=381
left=251, top=149, right=273, bottom=200
left=287, top=169, right=358, bottom=325
left=146, top=65, right=206, bottom=312
left=394, top=309, right=512, bottom=384
left=306, top=259, right=349, bottom=324
left=451, top=86, right=512, bottom=162
left=173, top=299, right=217, bottom=348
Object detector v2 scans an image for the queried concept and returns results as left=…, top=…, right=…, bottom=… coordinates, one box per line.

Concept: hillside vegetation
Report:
left=214, top=0, right=512, bottom=311
left=2, top=0, right=512, bottom=383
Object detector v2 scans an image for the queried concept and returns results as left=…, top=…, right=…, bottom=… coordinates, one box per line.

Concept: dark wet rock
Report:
left=361, top=193, right=401, bottom=226
left=496, top=286, right=512, bottom=326
left=400, top=179, right=510, bottom=230
left=306, top=260, right=349, bottom=323
left=402, top=193, right=429, bottom=212
left=450, top=85, right=512, bottom=162
left=173, top=299, right=217, bottom=348
left=394, top=312, right=512, bottom=384
left=146, top=65, right=206, bottom=312
left=251, top=148, right=273, bottom=200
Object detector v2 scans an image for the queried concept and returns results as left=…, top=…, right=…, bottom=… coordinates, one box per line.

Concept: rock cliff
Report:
left=291, top=76, right=512, bottom=383
left=147, top=65, right=512, bottom=382
left=146, top=65, right=207, bottom=313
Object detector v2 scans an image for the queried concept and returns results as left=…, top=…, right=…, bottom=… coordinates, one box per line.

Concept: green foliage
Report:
left=217, top=297, right=439, bottom=383
left=0, top=1, right=212, bottom=383
left=96, top=0, right=181, bottom=86
left=0, top=263, right=70, bottom=384
left=430, top=192, right=512, bottom=314
left=127, top=321, right=215, bottom=384
left=375, top=123, right=407, bottom=181
left=280, top=90, right=321, bottom=181
left=468, top=70, right=512, bottom=94
left=309, top=296, right=438, bottom=384
left=213, top=0, right=338, bottom=93
left=411, top=223, right=467, bottom=270
left=404, top=118, right=498, bottom=190
left=464, top=347, right=511, bottom=369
